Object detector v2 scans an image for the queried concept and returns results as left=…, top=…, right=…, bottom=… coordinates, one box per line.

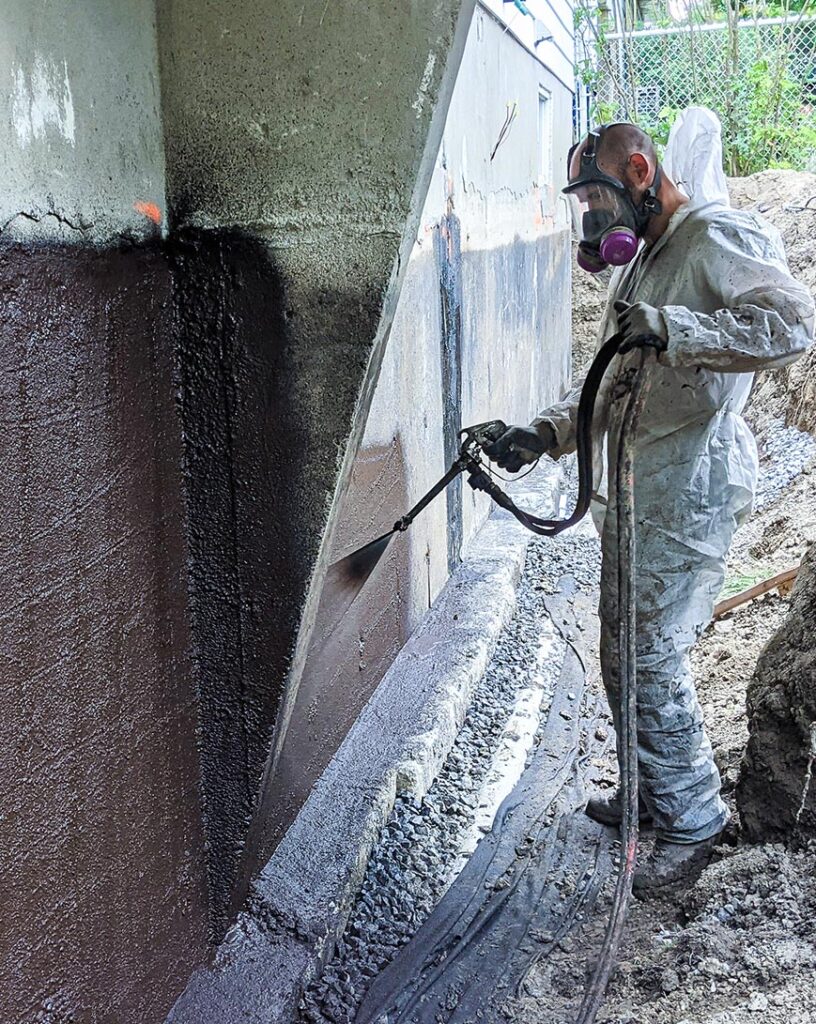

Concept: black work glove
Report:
left=614, top=300, right=668, bottom=354
left=483, top=423, right=555, bottom=474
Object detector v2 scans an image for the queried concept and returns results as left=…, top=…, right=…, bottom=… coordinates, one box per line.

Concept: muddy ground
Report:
left=518, top=168, right=816, bottom=1024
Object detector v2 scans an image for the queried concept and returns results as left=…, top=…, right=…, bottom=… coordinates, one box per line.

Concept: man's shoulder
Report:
left=682, top=201, right=782, bottom=257
left=685, top=201, right=776, bottom=238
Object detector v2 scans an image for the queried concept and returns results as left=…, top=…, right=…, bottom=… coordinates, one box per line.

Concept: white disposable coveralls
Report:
left=537, top=121, right=815, bottom=842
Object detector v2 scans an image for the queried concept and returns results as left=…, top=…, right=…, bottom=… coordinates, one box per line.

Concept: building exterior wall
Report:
left=263, top=1, right=574, bottom=862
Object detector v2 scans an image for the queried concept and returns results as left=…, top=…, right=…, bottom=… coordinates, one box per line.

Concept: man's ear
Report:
left=627, top=152, right=651, bottom=186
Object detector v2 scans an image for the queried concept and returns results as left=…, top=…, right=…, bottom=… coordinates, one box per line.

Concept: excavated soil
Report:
left=513, top=579, right=816, bottom=1024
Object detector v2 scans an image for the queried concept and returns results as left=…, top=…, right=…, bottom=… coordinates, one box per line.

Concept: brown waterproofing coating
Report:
left=0, top=243, right=209, bottom=1022
left=0, top=229, right=396, bottom=1022
left=170, top=229, right=383, bottom=930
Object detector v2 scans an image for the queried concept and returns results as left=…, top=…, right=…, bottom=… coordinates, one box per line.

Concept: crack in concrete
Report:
left=0, top=208, right=94, bottom=236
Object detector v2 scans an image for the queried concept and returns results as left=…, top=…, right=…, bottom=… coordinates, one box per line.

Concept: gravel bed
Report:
left=754, top=418, right=816, bottom=510
left=299, top=464, right=601, bottom=1024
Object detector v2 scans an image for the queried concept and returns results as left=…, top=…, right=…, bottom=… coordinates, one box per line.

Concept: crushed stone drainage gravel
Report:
left=754, top=418, right=816, bottom=509
left=299, top=471, right=601, bottom=1024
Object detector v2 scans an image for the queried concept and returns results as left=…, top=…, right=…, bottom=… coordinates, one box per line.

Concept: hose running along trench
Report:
left=575, top=346, right=655, bottom=1024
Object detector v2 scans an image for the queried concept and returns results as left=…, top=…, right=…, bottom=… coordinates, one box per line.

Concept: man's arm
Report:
left=530, top=379, right=584, bottom=459
left=660, top=213, right=815, bottom=373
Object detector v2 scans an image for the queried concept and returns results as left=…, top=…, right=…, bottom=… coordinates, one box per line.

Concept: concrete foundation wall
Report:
left=0, top=5, right=214, bottom=1023
left=262, top=5, right=573, bottom=861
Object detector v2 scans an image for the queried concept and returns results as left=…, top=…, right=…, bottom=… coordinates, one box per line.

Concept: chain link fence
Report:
left=586, top=14, right=816, bottom=173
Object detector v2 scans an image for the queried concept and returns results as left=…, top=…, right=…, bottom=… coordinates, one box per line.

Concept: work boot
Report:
left=633, top=834, right=720, bottom=893
left=585, top=791, right=653, bottom=827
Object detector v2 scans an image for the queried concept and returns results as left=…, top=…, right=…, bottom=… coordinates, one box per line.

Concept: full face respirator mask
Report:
left=563, top=124, right=663, bottom=274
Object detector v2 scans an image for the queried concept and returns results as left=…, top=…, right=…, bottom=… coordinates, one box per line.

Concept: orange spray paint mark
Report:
left=134, top=201, right=162, bottom=225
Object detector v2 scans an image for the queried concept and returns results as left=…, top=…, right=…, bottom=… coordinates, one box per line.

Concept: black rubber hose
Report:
left=473, top=330, right=626, bottom=536
left=574, top=348, right=655, bottom=1024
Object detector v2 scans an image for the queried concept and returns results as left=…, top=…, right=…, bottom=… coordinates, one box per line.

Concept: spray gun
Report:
left=331, top=329, right=631, bottom=591
left=331, top=421, right=550, bottom=591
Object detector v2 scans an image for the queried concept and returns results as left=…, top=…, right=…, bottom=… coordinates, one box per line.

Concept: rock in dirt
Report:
left=737, top=541, right=816, bottom=841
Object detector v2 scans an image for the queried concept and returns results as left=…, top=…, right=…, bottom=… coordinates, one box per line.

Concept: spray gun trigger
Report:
left=459, top=420, right=508, bottom=451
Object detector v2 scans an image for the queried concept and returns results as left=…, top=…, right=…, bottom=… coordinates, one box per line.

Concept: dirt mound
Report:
left=681, top=842, right=816, bottom=935
left=729, top=170, right=816, bottom=438
left=737, top=541, right=816, bottom=842
left=595, top=842, right=816, bottom=1024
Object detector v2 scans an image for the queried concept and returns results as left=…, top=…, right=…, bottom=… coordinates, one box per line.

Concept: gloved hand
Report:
left=614, top=300, right=668, bottom=354
left=482, top=423, right=556, bottom=473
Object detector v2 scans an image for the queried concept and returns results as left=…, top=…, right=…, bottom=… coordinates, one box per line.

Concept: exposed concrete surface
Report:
left=0, top=0, right=165, bottom=242
left=0, top=245, right=209, bottom=1024
left=166, top=466, right=561, bottom=1024
left=158, top=1, right=461, bottom=239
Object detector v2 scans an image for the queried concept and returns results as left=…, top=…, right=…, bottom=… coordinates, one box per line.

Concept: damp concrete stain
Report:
left=299, top=469, right=602, bottom=1023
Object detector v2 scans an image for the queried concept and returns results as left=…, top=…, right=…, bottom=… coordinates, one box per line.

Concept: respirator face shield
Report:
left=563, top=124, right=663, bottom=274
left=563, top=181, right=642, bottom=273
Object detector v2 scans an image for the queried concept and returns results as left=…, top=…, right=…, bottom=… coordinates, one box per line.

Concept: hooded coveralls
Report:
left=536, top=200, right=815, bottom=842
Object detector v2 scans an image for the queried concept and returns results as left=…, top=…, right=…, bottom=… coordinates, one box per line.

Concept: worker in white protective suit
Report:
left=485, top=116, right=815, bottom=889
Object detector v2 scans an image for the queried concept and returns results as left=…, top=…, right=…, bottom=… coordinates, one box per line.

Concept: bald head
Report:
left=569, top=122, right=658, bottom=184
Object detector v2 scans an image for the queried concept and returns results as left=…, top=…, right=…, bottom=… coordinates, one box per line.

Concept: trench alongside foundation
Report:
left=293, top=409, right=816, bottom=1024
left=297, top=477, right=621, bottom=1023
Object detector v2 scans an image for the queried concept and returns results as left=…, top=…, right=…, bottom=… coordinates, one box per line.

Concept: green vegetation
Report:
left=576, top=0, right=816, bottom=173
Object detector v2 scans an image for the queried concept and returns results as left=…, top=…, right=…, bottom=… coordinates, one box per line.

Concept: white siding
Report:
left=480, top=0, right=575, bottom=90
